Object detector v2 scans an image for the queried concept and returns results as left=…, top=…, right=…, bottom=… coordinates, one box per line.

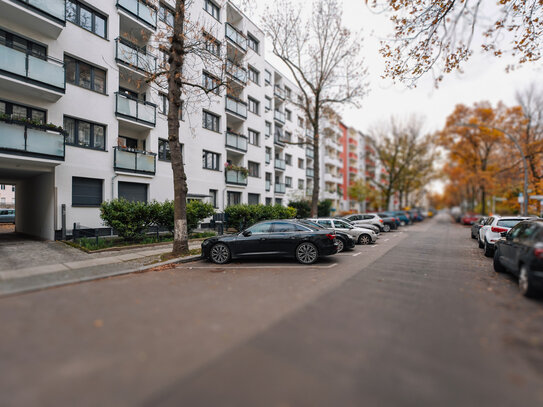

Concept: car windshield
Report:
left=297, top=220, right=322, bottom=230
left=497, top=219, right=523, bottom=228
left=334, top=220, right=351, bottom=228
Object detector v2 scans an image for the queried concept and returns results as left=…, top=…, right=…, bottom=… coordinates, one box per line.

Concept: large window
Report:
left=248, top=129, right=259, bottom=146
left=247, top=34, right=259, bottom=53
left=159, top=3, right=174, bottom=26
left=298, top=179, right=304, bottom=189
left=64, top=117, right=105, bottom=150
left=202, top=71, right=220, bottom=94
left=248, top=66, right=259, bottom=84
left=227, top=191, right=241, bottom=206
left=202, top=110, right=220, bottom=132
left=72, top=177, right=103, bottom=207
left=0, top=29, right=46, bottom=59
left=248, top=193, right=260, bottom=205
left=265, top=96, right=272, bottom=111
left=118, top=181, right=148, bottom=203
left=285, top=176, right=292, bottom=188
left=248, top=97, right=259, bottom=114
left=0, top=100, right=45, bottom=124
left=285, top=109, right=292, bottom=121
left=209, top=189, right=218, bottom=208
left=298, top=158, right=304, bottom=169
left=202, top=150, right=220, bottom=170
left=204, top=0, right=220, bottom=20
left=264, top=70, right=272, bottom=85
left=66, top=1, right=107, bottom=38
left=65, top=55, right=106, bottom=94
left=285, top=154, right=292, bottom=166
left=248, top=161, right=260, bottom=178
left=203, top=32, right=220, bottom=57
left=265, top=121, right=272, bottom=138
left=159, top=93, right=183, bottom=119
left=158, top=139, right=170, bottom=161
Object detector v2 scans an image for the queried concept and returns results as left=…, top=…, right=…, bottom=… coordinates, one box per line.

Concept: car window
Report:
left=0, top=210, right=6, bottom=215
left=272, top=222, right=298, bottom=233
left=517, top=224, right=537, bottom=240
left=298, top=220, right=322, bottom=230
left=497, top=219, right=523, bottom=228
left=247, top=222, right=273, bottom=234
left=334, top=220, right=351, bottom=228
left=509, top=223, right=525, bottom=239
left=317, top=220, right=333, bottom=228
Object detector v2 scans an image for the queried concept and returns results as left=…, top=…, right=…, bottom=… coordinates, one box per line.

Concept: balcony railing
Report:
left=225, top=23, right=247, bottom=51
left=117, top=0, right=157, bottom=28
left=225, top=169, right=248, bottom=185
left=274, top=85, right=285, bottom=99
left=114, top=147, right=156, bottom=175
left=265, top=180, right=271, bottom=191
left=0, top=118, right=65, bottom=160
left=349, top=166, right=358, bottom=173
left=225, top=95, right=247, bottom=118
left=0, top=43, right=65, bottom=92
left=306, top=148, right=314, bottom=158
left=226, top=59, right=247, bottom=84
left=13, top=0, right=66, bottom=22
left=115, top=92, right=157, bottom=126
left=225, top=131, right=248, bottom=152
left=274, top=158, right=286, bottom=170
left=274, top=132, right=285, bottom=146
left=306, top=168, right=315, bottom=178
left=274, top=110, right=285, bottom=123
left=116, top=38, right=157, bottom=73
left=275, top=183, right=286, bottom=194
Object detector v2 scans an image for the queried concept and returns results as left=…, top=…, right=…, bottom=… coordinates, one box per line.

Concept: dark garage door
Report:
left=118, top=182, right=148, bottom=202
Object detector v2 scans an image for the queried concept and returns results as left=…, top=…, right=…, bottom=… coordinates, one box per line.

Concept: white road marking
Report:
left=352, top=252, right=362, bottom=257
left=384, top=238, right=390, bottom=242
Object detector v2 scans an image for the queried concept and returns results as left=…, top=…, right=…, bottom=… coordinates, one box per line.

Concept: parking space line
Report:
left=384, top=238, right=390, bottom=242
left=352, top=252, right=361, bottom=257
left=178, top=262, right=338, bottom=270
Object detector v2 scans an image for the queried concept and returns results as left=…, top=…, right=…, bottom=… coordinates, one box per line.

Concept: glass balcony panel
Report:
left=26, top=128, right=64, bottom=156
left=118, top=0, right=138, bottom=15
left=225, top=169, right=247, bottom=185
left=0, top=122, right=26, bottom=151
left=226, top=60, right=247, bottom=83
left=27, top=0, right=66, bottom=20
left=117, top=94, right=138, bottom=117
left=0, top=45, right=27, bottom=77
left=275, top=183, right=286, bottom=193
left=226, top=132, right=247, bottom=151
left=138, top=103, right=155, bottom=123
left=116, top=149, right=137, bottom=171
left=225, top=23, right=247, bottom=50
left=138, top=2, right=156, bottom=26
left=137, top=153, right=155, bottom=172
left=225, top=96, right=247, bottom=118
left=27, top=54, right=64, bottom=89
left=117, top=41, right=139, bottom=66
left=274, top=158, right=286, bottom=170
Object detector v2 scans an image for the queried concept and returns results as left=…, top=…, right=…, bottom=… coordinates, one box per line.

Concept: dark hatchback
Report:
left=201, top=219, right=339, bottom=265
left=494, top=220, right=543, bottom=297
left=470, top=216, right=486, bottom=239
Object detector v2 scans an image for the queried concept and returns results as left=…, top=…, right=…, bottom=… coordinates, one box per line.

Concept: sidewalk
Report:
left=0, top=241, right=202, bottom=297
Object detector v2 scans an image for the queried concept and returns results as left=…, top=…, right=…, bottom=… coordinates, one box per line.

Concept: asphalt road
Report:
left=2, top=213, right=543, bottom=406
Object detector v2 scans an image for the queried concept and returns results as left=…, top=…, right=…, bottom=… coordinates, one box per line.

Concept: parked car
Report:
left=308, top=217, right=378, bottom=245
left=382, top=212, right=402, bottom=228
left=375, top=213, right=398, bottom=232
left=493, top=220, right=543, bottom=297
left=201, top=219, right=339, bottom=265
left=479, top=216, right=532, bottom=257
left=461, top=213, right=480, bottom=225
left=390, top=211, right=412, bottom=226
left=343, top=213, right=385, bottom=231
left=0, top=209, right=15, bottom=223
left=408, top=209, right=424, bottom=222
left=340, top=217, right=380, bottom=234
left=471, top=216, right=487, bottom=239
left=298, top=219, right=356, bottom=252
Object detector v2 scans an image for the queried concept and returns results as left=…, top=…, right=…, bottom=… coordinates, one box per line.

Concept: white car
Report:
left=343, top=213, right=384, bottom=231
left=308, top=218, right=378, bottom=245
left=479, top=216, right=533, bottom=257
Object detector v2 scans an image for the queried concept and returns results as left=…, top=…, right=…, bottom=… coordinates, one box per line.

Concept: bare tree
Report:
left=263, top=0, right=369, bottom=216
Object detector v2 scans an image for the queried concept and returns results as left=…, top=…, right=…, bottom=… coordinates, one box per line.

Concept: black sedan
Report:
left=493, top=220, right=543, bottom=297
left=201, top=219, right=339, bottom=264
left=470, top=216, right=487, bottom=239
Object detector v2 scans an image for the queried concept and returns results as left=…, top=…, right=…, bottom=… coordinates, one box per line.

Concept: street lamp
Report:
left=456, top=122, right=529, bottom=216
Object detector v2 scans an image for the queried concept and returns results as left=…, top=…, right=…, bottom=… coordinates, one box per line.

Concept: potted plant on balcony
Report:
left=224, top=162, right=249, bottom=176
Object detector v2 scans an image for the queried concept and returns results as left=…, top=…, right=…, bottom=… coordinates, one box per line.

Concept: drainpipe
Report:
left=111, top=174, right=118, bottom=200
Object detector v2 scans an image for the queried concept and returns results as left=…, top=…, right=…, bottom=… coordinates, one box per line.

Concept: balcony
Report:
left=225, top=169, right=248, bottom=186
left=0, top=43, right=64, bottom=101
left=349, top=152, right=358, bottom=160
left=306, top=168, right=315, bottom=178
left=117, top=0, right=157, bottom=29
left=0, top=118, right=65, bottom=160
left=274, top=132, right=285, bottom=146
left=324, top=172, right=342, bottom=183
left=274, top=110, right=285, bottom=124
left=225, top=95, right=247, bottom=119
left=114, top=147, right=156, bottom=175
left=274, top=158, right=286, bottom=170
left=225, top=131, right=248, bottom=152
left=265, top=180, right=271, bottom=191
left=226, top=59, right=247, bottom=84
left=1, top=0, right=65, bottom=38
left=349, top=166, right=358, bottom=174
left=275, top=183, right=286, bottom=194
left=225, top=23, right=247, bottom=52
left=116, top=38, right=157, bottom=74
left=115, top=92, right=156, bottom=127
left=306, top=148, right=314, bottom=159
left=274, top=85, right=285, bottom=100
left=348, top=137, right=358, bottom=146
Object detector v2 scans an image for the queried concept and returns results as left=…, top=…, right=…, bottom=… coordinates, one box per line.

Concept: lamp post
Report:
left=456, top=123, right=528, bottom=216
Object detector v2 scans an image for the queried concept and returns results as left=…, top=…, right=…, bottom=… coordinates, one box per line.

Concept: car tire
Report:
left=296, top=242, right=319, bottom=264
left=383, top=224, right=391, bottom=232
left=519, top=265, right=538, bottom=298
left=209, top=243, right=231, bottom=264
left=336, top=239, right=344, bottom=253
left=484, top=240, right=494, bottom=257
left=358, top=234, right=371, bottom=245
left=478, top=237, right=484, bottom=248
left=471, top=230, right=476, bottom=239
left=493, top=249, right=505, bottom=273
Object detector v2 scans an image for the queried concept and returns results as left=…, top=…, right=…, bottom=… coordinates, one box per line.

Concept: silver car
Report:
left=308, top=218, right=378, bottom=245
left=343, top=213, right=384, bottom=231
left=0, top=209, right=15, bottom=223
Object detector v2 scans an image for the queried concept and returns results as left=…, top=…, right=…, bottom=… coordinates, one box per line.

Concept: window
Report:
left=298, top=179, right=304, bottom=189
left=159, top=93, right=183, bottom=119
left=66, top=1, right=107, bottom=38
left=265, top=121, right=272, bottom=138
left=227, top=191, right=241, bottom=206
left=248, top=161, right=260, bottom=177
left=11, top=186, right=15, bottom=192
left=248, top=97, right=259, bottom=114
left=298, top=94, right=304, bottom=104
left=202, top=150, right=220, bottom=170
left=248, top=193, right=260, bottom=205
left=159, top=3, right=174, bottom=26
left=248, top=66, right=259, bottom=84
left=298, top=116, right=304, bottom=127
left=298, top=158, right=304, bottom=169
left=65, top=55, right=106, bottom=93
left=285, top=87, right=291, bottom=99
left=64, top=117, right=105, bottom=150
left=119, top=181, right=148, bottom=203
left=275, top=198, right=282, bottom=205
left=284, top=131, right=292, bottom=142
left=247, top=34, right=259, bottom=53
left=265, top=147, right=271, bottom=164
left=0, top=29, right=46, bottom=60
left=265, top=96, right=272, bottom=111
left=158, top=139, right=173, bottom=161
left=285, top=154, right=292, bottom=166
left=264, top=70, right=272, bottom=85
left=317, top=220, right=333, bottom=228
left=72, top=177, right=102, bottom=207
left=0, top=185, right=4, bottom=190
left=204, top=0, right=220, bottom=20
left=285, top=176, right=292, bottom=188
left=266, top=197, right=272, bottom=206
left=0, top=100, right=45, bottom=124
left=248, top=129, right=260, bottom=146
left=202, top=72, right=220, bottom=94
left=203, top=32, right=220, bottom=57
left=247, top=221, right=272, bottom=233
left=285, top=109, right=292, bottom=121
left=202, top=111, right=220, bottom=132
left=209, top=189, right=218, bottom=208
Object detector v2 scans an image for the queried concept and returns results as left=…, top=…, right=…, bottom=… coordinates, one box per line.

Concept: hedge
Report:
left=224, top=204, right=297, bottom=231
left=288, top=200, right=311, bottom=218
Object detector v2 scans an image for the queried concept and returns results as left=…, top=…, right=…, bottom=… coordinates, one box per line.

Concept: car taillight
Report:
left=534, top=248, right=543, bottom=259
left=379, top=219, right=383, bottom=223
left=326, top=233, right=336, bottom=240
left=491, top=226, right=508, bottom=233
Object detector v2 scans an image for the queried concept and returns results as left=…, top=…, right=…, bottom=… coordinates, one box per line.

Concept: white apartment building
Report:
left=0, top=0, right=313, bottom=240
left=0, top=183, right=15, bottom=206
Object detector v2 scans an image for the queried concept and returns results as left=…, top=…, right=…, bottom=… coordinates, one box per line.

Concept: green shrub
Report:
left=288, top=200, right=311, bottom=218
left=225, top=204, right=297, bottom=231
left=318, top=199, right=333, bottom=217
left=186, top=200, right=215, bottom=232
left=100, top=199, right=152, bottom=240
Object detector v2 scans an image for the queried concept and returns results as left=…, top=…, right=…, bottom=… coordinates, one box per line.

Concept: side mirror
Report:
left=500, top=231, right=507, bottom=238
left=242, top=230, right=252, bottom=237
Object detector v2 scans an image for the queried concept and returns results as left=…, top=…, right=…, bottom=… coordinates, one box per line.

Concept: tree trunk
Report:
left=169, top=1, right=189, bottom=256
left=481, top=185, right=486, bottom=215
left=311, top=114, right=320, bottom=217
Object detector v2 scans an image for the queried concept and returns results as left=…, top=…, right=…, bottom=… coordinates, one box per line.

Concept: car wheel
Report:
left=519, top=265, right=538, bottom=298
left=400, top=221, right=406, bottom=226
left=336, top=239, right=344, bottom=253
left=478, top=237, right=484, bottom=248
left=471, top=230, right=476, bottom=239
left=296, top=242, right=318, bottom=264
left=210, top=243, right=231, bottom=264
left=493, top=249, right=505, bottom=273
left=484, top=240, right=494, bottom=257
left=358, top=234, right=371, bottom=245
left=383, top=224, right=391, bottom=232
